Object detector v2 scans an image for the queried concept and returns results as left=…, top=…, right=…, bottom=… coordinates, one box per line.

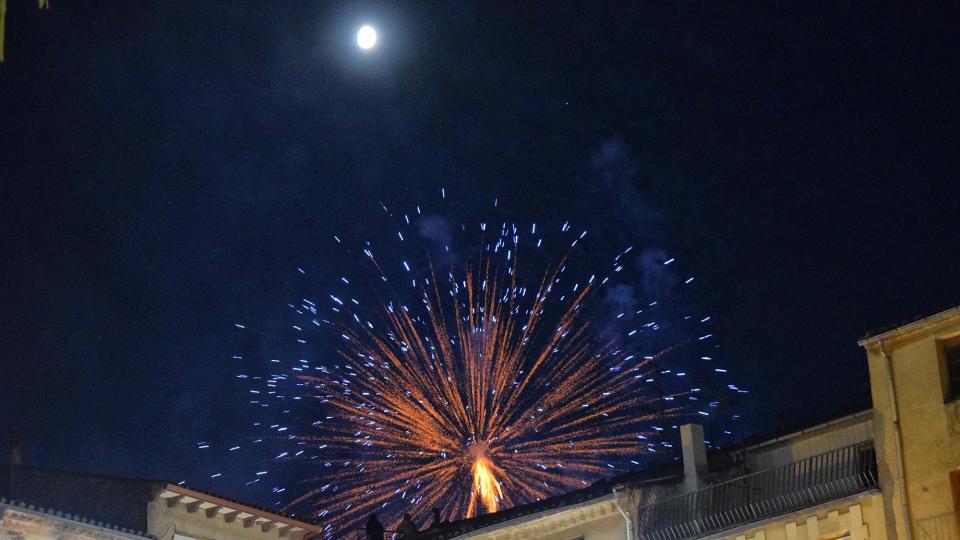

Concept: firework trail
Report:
left=218, top=193, right=744, bottom=537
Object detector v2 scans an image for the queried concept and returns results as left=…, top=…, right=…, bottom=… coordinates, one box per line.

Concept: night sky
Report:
left=2, top=1, right=959, bottom=507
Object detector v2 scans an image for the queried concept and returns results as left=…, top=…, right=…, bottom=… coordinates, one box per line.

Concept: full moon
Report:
left=357, top=25, right=377, bottom=50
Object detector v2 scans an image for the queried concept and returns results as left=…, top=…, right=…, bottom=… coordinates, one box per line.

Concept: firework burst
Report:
left=222, top=195, right=742, bottom=537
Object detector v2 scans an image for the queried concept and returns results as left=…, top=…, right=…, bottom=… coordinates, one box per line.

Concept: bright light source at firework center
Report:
left=357, top=25, right=377, bottom=50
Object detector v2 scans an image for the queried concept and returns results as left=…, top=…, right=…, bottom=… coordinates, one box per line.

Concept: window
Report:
left=941, top=337, right=960, bottom=402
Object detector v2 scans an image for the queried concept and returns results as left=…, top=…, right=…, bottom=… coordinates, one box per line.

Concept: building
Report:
left=859, top=306, right=960, bottom=539
left=4, top=306, right=958, bottom=540
left=417, top=306, right=960, bottom=540
left=0, top=464, right=322, bottom=540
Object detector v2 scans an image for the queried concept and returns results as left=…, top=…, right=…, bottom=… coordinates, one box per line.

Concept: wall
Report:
left=864, top=311, right=960, bottom=540
left=531, top=513, right=623, bottom=540
left=711, top=492, right=887, bottom=540
left=745, top=414, right=874, bottom=472
left=0, top=505, right=143, bottom=540
left=458, top=496, right=628, bottom=540
left=464, top=512, right=624, bottom=540
left=0, top=466, right=157, bottom=532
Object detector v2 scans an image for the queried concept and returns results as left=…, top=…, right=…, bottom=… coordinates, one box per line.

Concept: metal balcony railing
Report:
left=637, top=443, right=878, bottom=540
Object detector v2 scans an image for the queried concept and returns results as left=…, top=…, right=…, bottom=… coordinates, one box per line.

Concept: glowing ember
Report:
left=468, top=442, right=504, bottom=515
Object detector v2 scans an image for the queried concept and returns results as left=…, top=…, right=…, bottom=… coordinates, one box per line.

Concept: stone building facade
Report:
left=860, top=306, right=960, bottom=539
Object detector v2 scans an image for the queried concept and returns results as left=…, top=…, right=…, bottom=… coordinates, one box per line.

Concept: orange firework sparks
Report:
left=468, top=442, right=503, bottom=515
left=223, top=200, right=737, bottom=538
left=284, top=257, right=686, bottom=536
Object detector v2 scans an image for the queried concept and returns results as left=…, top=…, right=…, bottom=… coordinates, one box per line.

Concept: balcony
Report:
left=637, top=443, right=878, bottom=540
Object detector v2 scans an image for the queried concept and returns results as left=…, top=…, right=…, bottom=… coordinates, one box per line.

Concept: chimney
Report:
left=680, top=423, right=707, bottom=492
left=10, top=430, right=22, bottom=466
left=9, top=430, right=21, bottom=498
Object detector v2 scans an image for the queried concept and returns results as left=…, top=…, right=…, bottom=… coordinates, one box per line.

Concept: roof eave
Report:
left=858, top=306, right=960, bottom=347
left=441, top=472, right=682, bottom=538
left=456, top=493, right=618, bottom=539
left=160, top=484, right=322, bottom=533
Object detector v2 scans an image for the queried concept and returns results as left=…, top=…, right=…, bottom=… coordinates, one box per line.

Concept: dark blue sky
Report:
left=1, top=0, right=958, bottom=506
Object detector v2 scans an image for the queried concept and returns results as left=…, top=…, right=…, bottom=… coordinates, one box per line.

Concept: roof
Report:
left=0, top=464, right=321, bottom=535
left=740, top=409, right=872, bottom=452
left=858, top=305, right=960, bottom=345
left=0, top=464, right=162, bottom=532
left=713, top=404, right=873, bottom=454
left=417, top=464, right=683, bottom=539
left=0, top=497, right=152, bottom=538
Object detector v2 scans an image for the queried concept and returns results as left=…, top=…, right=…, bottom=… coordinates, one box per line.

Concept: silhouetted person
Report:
left=365, top=514, right=385, bottom=540
left=429, top=507, right=443, bottom=529
left=396, top=513, right=419, bottom=539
